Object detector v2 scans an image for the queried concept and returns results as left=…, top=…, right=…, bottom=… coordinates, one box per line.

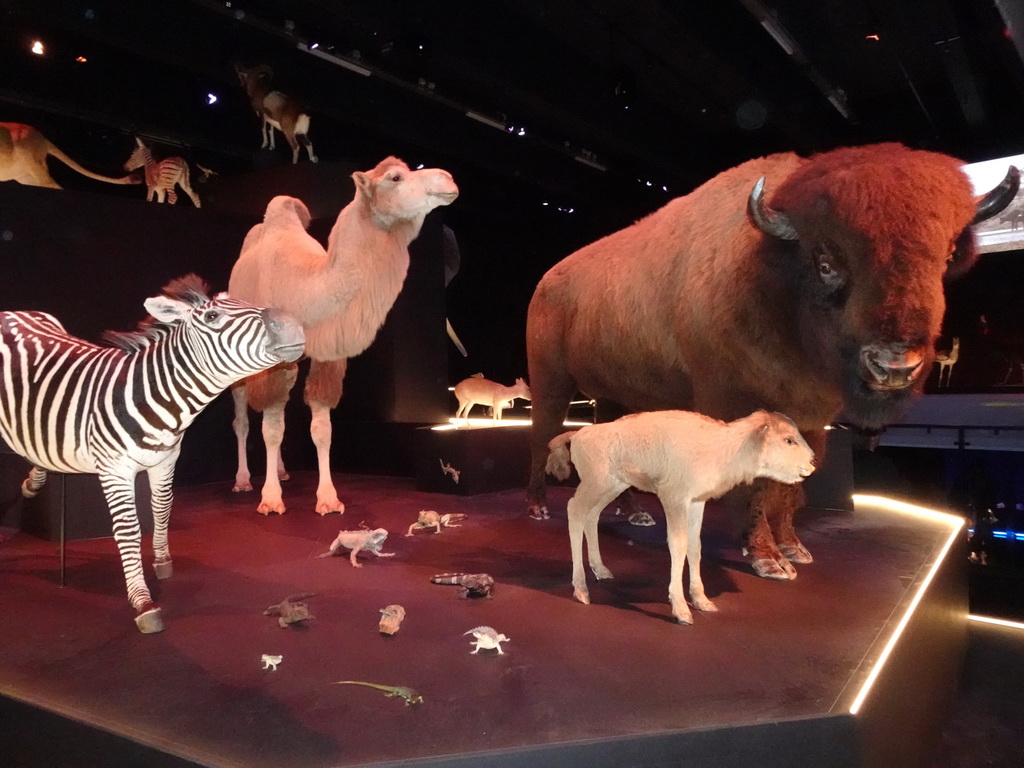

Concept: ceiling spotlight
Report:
left=75, top=55, right=87, bottom=63
left=207, top=93, right=218, bottom=105
left=309, top=42, right=319, bottom=50
left=30, top=40, right=44, bottom=55
left=865, top=33, right=880, bottom=41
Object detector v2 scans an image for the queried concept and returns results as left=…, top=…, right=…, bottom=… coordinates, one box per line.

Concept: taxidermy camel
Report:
left=229, top=157, right=458, bottom=515
left=0, top=122, right=138, bottom=189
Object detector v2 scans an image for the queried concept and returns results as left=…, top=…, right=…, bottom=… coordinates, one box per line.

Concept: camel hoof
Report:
left=592, top=565, right=614, bottom=581
left=673, top=609, right=694, bottom=625
left=752, top=557, right=797, bottom=581
left=316, top=502, right=345, bottom=516
left=154, top=560, right=173, bottom=579
left=779, top=542, right=813, bottom=564
left=573, top=587, right=590, bottom=605
left=257, top=503, right=286, bottom=515
left=232, top=482, right=253, bottom=493
left=135, top=608, right=164, bottom=634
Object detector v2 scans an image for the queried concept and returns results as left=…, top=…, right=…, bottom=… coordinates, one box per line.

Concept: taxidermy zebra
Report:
left=0, top=275, right=304, bottom=633
left=123, top=138, right=202, bottom=207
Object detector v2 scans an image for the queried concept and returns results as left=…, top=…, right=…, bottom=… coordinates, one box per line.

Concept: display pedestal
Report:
left=414, top=423, right=532, bottom=495
left=0, top=475, right=966, bottom=768
left=0, top=452, right=152, bottom=541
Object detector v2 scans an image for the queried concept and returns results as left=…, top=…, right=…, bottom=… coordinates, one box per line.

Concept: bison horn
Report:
left=747, top=177, right=798, bottom=240
left=971, top=165, right=1021, bottom=225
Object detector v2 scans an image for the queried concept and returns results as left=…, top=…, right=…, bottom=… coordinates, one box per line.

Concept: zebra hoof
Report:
left=135, top=607, right=164, bottom=634
left=154, top=560, right=173, bottom=579
left=20, top=481, right=39, bottom=499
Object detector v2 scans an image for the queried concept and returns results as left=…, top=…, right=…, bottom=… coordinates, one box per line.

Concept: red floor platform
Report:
left=0, top=472, right=966, bottom=768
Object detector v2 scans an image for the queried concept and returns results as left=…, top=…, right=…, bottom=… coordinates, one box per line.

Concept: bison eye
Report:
left=812, top=243, right=845, bottom=291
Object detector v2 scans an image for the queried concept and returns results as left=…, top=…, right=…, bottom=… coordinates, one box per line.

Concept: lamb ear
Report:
left=144, top=296, right=191, bottom=324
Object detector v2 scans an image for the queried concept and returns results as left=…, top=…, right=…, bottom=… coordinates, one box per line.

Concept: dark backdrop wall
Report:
left=0, top=170, right=453, bottom=485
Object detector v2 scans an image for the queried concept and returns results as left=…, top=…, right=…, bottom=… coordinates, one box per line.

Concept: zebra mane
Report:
left=101, top=274, right=213, bottom=353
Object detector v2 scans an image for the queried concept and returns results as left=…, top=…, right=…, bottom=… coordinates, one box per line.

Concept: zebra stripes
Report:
left=124, top=138, right=202, bottom=207
left=0, top=275, right=303, bottom=633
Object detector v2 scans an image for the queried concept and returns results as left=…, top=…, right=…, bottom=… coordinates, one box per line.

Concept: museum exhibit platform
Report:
left=0, top=471, right=966, bottom=768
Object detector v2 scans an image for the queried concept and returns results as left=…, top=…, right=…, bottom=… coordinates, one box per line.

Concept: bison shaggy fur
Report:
left=526, top=142, right=1018, bottom=580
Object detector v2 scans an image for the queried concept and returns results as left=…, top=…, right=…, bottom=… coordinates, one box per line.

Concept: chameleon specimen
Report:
left=318, top=528, right=395, bottom=567
left=465, top=626, right=510, bottom=654
left=263, top=592, right=316, bottom=627
left=332, top=680, right=423, bottom=706
left=405, top=510, right=468, bottom=536
left=430, top=572, right=494, bottom=598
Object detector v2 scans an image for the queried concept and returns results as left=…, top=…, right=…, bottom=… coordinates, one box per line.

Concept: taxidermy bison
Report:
left=526, top=142, right=1019, bottom=580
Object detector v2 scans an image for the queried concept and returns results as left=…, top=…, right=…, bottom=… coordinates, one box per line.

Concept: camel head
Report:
left=353, top=157, right=458, bottom=230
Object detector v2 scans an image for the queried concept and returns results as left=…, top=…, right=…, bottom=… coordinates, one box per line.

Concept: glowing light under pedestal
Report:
left=847, top=495, right=964, bottom=715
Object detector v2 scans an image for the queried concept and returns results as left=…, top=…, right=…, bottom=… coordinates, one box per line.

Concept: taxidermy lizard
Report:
left=406, top=510, right=468, bottom=536
left=318, top=528, right=394, bottom=567
left=430, top=572, right=494, bottom=598
left=439, top=459, right=461, bottom=484
left=465, top=626, right=510, bottom=654
left=263, top=592, right=317, bottom=628
left=332, top=680, right=423, bottom=706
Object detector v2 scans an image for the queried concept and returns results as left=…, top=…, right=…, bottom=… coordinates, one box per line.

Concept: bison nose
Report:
left=860, top=344, right=926, bottom=390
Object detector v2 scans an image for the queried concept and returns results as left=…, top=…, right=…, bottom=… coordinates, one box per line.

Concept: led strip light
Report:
left=847, top=495, right=964, bottom=715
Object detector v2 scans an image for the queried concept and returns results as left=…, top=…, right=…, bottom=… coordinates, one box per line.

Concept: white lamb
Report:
left=546, top=410, right=816, bottom=625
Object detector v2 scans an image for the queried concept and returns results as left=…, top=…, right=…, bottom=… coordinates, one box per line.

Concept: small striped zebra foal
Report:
left=124, top=138, right=202, bottom=207
left=0, top=275, right=304, bottom=633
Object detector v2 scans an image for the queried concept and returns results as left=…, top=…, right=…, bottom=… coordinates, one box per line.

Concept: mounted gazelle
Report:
left=234, top=63, right=317, bottom=164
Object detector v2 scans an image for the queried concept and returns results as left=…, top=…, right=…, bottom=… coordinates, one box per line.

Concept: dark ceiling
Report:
left=3, top=0, right=1024, bottom=221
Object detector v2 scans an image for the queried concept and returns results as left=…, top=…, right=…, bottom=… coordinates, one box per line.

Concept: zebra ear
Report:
left=144, top=296, right=192, bottom=324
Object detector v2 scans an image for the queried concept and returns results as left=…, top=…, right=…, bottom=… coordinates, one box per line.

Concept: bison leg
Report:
left=662, top=493, right=696, bottom=624
left=771, top=482, right=812, bottom=564
left=685, top=500, right=717, bottom=613
left=526, top=382, right=576, bottom=519
left=745, top=480, right=798, bottom=580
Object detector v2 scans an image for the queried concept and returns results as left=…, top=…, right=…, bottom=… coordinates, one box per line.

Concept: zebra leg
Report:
left=99, top=472, right=162, bottom=634
left=147, top=448, right=180, bottom=581
left=20, top=466, right=48, bottom=498
left=231, top=383, right=253, bottom=492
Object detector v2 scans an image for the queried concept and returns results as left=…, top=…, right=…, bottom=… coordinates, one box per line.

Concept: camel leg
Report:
left=258, top=403, right=288, bottom=515
left=306, top=359, right=346, bottom=516
left=662, top=493, right=695, bottom=624
left=684, top=500, right=716, bottom=612
left=310, top=402, right=344, bottom=515
left=231, top=383, right=253, bottom=492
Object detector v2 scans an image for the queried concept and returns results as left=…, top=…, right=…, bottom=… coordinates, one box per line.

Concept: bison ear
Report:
left=946, top=228, right=979, bottom=281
